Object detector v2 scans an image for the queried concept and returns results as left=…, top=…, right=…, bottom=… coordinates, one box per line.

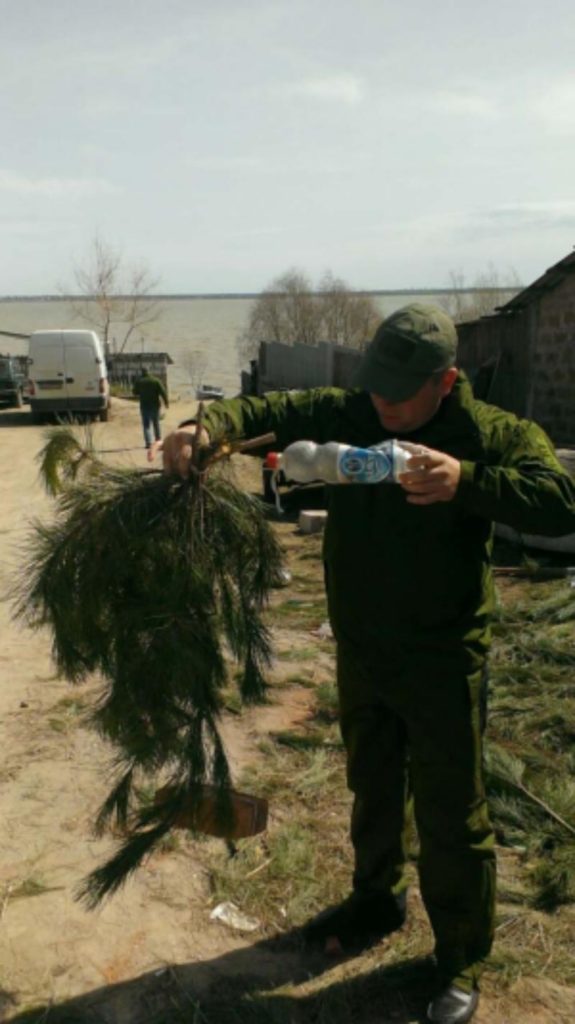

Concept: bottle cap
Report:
left=265, top=451, right=281, bottom=470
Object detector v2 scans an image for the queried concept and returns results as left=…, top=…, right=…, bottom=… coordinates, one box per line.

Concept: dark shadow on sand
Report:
left=3, top=926, right=436, bottom=1024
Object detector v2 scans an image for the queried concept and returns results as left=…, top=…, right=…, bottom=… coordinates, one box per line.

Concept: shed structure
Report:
left=106, top=351, right=173, bottom=393
left=457, top=250, right=575, bottom=445
left=242, top=340, right=363, bottom=397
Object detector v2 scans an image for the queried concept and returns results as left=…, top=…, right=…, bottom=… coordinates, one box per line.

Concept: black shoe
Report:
left=427, top=986, right=479, bottom=1024
left=302, top=890, right=406, bottom=954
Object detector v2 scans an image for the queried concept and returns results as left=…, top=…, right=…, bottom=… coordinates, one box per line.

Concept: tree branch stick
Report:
left=233, top=432, right=276, bottom=453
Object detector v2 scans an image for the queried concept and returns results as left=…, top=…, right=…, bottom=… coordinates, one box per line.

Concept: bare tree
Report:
left=318, top=271, right=380, bottom=349
left=181, top=349, right=209, bottom=392
left=238, top=268, right=381, bottom=363
left=440, top=270, right=468, bottom=323
left=238, top=270, right=320, bottom=362
left=66, top=237, right=163, bottom=354
left=440, top=264, right=522, bottom=323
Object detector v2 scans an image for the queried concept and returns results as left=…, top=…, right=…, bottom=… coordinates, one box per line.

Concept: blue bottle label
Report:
left=338, top=446, right=394, bottom=483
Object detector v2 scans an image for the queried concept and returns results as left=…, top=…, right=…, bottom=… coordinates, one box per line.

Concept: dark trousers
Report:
left=337, top=638, right=496, bottom=990
left=140, top=404, right=161, bottom=448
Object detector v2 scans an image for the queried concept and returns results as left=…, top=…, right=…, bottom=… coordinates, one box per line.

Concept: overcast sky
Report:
left=1, top=0, right=574, bottom=295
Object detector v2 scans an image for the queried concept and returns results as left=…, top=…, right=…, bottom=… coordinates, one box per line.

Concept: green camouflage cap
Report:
left=355, top=302, right=458, bottom=401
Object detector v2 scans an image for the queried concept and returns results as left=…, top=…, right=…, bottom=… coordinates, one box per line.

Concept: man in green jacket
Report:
left=158, top=304, right=575, bottom=1024
left=132, top=366, right=169, bottom=449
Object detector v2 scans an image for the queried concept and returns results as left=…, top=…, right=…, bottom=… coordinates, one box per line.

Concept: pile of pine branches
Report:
left=487, top=580, right=575, bottom=909
left=14, top=426, right=283, bottom=907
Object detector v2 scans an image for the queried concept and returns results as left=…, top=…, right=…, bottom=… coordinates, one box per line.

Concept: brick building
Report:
left=457, top=250, right=575, bottom=445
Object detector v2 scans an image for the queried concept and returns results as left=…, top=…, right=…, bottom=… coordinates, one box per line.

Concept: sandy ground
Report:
left=0, top=399, right=274, bottom=1017
left=0, top=397, right=573, bottom=1024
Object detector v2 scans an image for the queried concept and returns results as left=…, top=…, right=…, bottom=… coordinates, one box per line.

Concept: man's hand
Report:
left=149, top=426, right=210, bottom=477
left=398, top=446, right=461, bottom=504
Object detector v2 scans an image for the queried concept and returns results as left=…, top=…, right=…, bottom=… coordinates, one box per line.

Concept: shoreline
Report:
left=0, top=286, right=518, bottom=303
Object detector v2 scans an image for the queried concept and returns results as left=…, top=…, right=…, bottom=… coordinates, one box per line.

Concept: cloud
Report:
left=365, top=203, right=575, bottom=248
left=183, top=156, right=263, bottom=172
left=280, top=74, right=365, bottom=105
left=0, top=171, right=118, bottom=199
left=481, top=201, right=575, bottom=229
left=533, top=75, right=575, bottom=135
left=424, top=88, right=497, bottom=118
left=0, top=216, right=75, bottom=238
left=82, top=38, right=185, bottom=75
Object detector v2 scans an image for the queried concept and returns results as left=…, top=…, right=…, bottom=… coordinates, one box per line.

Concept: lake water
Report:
left=0, top=292, right=461, bottom=399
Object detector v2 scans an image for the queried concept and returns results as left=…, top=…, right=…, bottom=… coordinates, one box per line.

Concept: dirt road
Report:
left=0, top=400, right=278, bottom=1020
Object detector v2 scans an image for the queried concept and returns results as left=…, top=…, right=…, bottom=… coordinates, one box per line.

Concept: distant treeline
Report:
left=0, top=287, right=518, bottom=303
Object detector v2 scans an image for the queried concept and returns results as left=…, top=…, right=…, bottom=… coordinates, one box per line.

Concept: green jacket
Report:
left=195, top=375, right=575, bottom=657
left=132, top=374, right=168, bottom=409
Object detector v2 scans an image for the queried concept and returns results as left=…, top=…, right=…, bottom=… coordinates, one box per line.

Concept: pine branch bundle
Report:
left=488, top=579, right=575, bottom=909
left=14, top=428, right=283, bottom=907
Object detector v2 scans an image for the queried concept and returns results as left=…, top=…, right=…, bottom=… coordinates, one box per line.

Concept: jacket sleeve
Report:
left=182, top=388, right=353, bottom=451
left=456, top=417, right=575, bottom=537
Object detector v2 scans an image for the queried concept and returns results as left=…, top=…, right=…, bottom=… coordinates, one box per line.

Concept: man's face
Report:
left=370, top=367, right=458, bottom=434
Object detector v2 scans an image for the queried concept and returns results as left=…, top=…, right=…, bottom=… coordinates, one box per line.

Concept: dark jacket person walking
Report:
left=156, top=304, right=575, bottom=1024
left=132, top=367, right=169, bottom=449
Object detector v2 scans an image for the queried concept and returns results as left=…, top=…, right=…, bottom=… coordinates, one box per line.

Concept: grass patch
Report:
left=486, top=580, right=575, bottom=919
left=275, top=673, right=316, bottom=688
left=274, top=647, right=321, bottom=662
left=1, top=874, right=62, bottom=907
left=273, top=731, right=332, bottom=751
left=204, top=569, right=575, bottom=995
left=155, top=832, right=182, bottom=855
left=313, top=681, right=339, bottom=724
left=265, top=600, right=328, bottom=631
left=221, top=685, right=246, bottom=715
left=489, top=907, right=575, bottom=987
left=47, top=694, right=89, bottom=734
left=203, top=734, right=351, bottom=931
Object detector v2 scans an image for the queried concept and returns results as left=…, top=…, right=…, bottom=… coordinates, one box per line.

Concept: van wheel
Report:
left=99, top=407, right=109, bottom=422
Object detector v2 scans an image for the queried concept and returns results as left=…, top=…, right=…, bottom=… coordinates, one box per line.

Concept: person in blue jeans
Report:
left=132, top=367, right=169, bottom=449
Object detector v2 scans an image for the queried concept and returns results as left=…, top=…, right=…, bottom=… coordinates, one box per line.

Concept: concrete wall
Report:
left=257, top=340, right=361, bottom=393
left=332, top=346, right=363, bottom=388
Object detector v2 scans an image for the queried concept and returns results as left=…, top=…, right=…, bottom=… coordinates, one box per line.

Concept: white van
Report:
left=28, top=330, right=110, bottom=421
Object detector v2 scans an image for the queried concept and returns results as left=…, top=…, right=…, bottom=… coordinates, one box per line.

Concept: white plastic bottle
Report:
left=265, top=439, right=424, bottom=485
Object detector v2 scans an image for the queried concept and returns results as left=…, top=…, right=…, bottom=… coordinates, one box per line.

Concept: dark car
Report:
left=0, top=355, right=27, bottom=408
left=196, top=384, right=225, bottom=401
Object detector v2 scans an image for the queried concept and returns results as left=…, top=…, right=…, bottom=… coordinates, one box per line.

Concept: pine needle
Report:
left=77, top=820, right=174, bottom=909
left=486, top=745, right=575, bottom=838
left=488, top=577, right=575, bottom=910
left=14, top=425, right=284, bottom=905
left=36, top=425, right=99, bottom=495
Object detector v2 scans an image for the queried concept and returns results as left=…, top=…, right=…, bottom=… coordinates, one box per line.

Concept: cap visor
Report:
left=354, top=357, right=428, bottom=402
